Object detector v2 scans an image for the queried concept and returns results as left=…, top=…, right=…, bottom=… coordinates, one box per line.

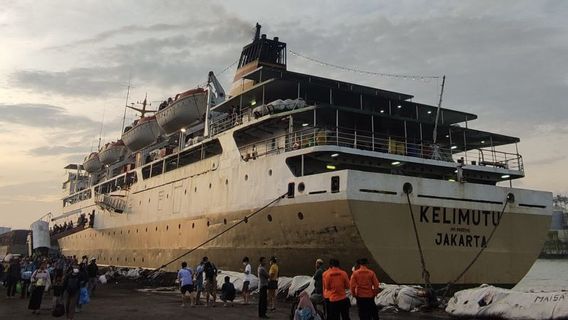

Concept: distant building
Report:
left=0, top=230, right=29, bottom=257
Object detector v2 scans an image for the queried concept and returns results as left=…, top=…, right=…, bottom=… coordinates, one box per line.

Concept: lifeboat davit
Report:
left=121, top=116, right=162, bottom=152
left=99, top=140, right=127, bottom=165
left=83, top=152, right=102, bottom=173
left=156, top=88, right=207, bottom=134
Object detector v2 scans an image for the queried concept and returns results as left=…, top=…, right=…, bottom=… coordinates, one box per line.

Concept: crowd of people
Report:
left=173, top=255, right=381, bottom=320
left=50, top=213, right=95, bottom=236
left=1, top=254, right=99, bottom=319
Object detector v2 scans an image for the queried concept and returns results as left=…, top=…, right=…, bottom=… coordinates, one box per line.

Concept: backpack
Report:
left=52, top=303, right=65, bottom=317
left=204, top=262, right=217, bottom=280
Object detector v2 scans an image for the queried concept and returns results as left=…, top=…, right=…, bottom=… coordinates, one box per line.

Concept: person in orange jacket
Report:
left=349, top=258, right=380, bottom=320
left=323, top=258, right=350, bottom=320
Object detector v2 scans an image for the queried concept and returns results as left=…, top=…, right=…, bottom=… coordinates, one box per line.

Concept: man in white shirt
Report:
left=242, top=256, right=252, bottom=304
left=177, top=261, right=195, bottom=307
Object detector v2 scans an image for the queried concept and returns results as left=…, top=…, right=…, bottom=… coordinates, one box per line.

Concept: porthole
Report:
left=139, top=200, right=141, bottom=205
left=142, top=257, right=145, bottom=262
left=209, top=183, right=212, bottom=189
left=155, top=226, right=158, bottom=232
left=297, top=212, right=304, bottom=220
left=166, top=225, right=169, bottom=231
left=298, top=182, right=305, bottom=192
left=136, top=229, right=139, bottom=233
left=125, top=257, right=128, bottom=262
left=128, top=230, right=130, bottom=234
left=178, top=224, right=181, bottom=229
left=268, top=169, right=272, bottom=176
left=194, top=187, right=197, bottom=192
left=244, top=217, right=248, bottom=224
left=267, top=214, right=273, bottom=222
left=184, top=189, right=187, bottom=195
left=133, top=257, right=136, bottom=262
left=225, top=179, right=228, bottom=185
left=245, top=174, right=248, bottom=181
left=223, top=218, right=227, bottom=225
left=113, top=231, right=116, bottom=235
left=148, top=198, right=151, bottom=203
left=207, top=221, right=210, bottom=227
left=166, top=194, right=169, bottom=199
left=192, top=223, right=195, bottom=229
left=120, top=230, right=123, bottom=235
left=145, top=227, right=148, bottom=232
left=212, top=163, right=216, bottom=169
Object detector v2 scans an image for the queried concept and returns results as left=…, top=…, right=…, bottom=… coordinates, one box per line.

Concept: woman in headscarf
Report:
left=28, top=261, right=51, bottom=314
left=295, top=291, right=321, bottom=320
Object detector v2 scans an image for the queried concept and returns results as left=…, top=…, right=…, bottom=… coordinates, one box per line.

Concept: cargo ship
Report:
left=45, top=24, right=552, bottom=287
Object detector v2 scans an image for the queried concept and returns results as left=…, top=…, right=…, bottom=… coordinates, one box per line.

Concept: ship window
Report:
left=287, top=182, right=295, bottom=198
left=142, top=257, right=145, bottom=262
left=268, top=169, right=272, bottom=176
left=165, top=156, right=179, bottom=173
left=223, top=218, right=227, bottom=225
left=331, top=176, right=340, bottom=193
left=245, top=174, right=248, bottom=181
left=178, top=148, right=201, bottom=167
left=298, top=182, right=305, bottom=192
left=203, top=140, right=223, bottom=158
left=155, top=226, right=158, bottom=232
left=209, top=183, right=212, bottom=189
left=297, top=212, right=304, bottom=220
left=192, top=223, right=195, bottom=229
left=267, top=214, right=273, bottom=222
left=194, top=187, right=197, bottom=192
left=151, top=161, right=163, bottom=177
left=142, top=165, right=151, bottom=179
left=166, top=225, right=169, bottom=231
left=225, top=179, right=228, bottom=185
left=207, top=221, right=210, bottom=227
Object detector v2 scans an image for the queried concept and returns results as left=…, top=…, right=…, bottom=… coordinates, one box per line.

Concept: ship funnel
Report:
left=254, top=23, right=261, bottom=41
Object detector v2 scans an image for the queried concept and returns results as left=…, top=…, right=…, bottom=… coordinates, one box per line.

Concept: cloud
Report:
left=0, top=103, right=98, bottom=129
left=28, top=145, right=90, bottom=156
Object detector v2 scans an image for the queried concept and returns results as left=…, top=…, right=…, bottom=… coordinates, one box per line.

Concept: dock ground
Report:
left=0, top=281, right=454, bottom=319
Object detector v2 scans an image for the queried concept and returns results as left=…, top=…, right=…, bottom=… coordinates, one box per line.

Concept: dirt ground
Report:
left=0, top=281, right=453, bottom=319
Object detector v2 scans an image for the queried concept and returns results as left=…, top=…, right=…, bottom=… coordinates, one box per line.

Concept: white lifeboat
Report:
left=155, top=88, right=207, bottom=134
left=122, top=116, right=161, bottom=152
left=83, top=152, right=102, bottom=173
left=99, top=140, right=127, bottom=165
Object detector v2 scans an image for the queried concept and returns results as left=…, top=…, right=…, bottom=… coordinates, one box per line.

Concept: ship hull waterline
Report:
left=55, top=200, right=549, bottom=287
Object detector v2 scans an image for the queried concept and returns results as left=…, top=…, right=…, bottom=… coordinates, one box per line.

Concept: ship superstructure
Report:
left=48, top=25, right=552, bottom=287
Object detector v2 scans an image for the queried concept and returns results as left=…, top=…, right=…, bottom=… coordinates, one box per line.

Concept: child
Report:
left=220, top=276, right=236, bottom=307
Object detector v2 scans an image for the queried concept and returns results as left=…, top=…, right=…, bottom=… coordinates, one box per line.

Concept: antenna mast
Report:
left=432, top=75, right=446, bottom=144
left=121, top=78, right=132, bottom=133
left=97, top=107, right=106, bottom=150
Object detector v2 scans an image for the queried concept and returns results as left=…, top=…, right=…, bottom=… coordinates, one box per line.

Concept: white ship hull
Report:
left=55, top=144, right=551, bottom=286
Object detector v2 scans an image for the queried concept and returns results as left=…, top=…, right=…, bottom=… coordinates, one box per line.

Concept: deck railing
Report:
left=238, top=127, right=524, bottom=173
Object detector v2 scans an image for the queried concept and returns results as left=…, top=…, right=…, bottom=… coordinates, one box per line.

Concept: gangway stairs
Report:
left=95, top=193, right=127, bottom=213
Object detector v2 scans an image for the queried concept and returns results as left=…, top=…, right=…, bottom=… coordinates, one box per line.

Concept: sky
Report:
left=0, top=1, right=567, bottom=229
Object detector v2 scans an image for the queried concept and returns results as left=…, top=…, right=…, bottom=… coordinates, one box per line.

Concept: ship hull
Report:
left=56, top=198, right=549, bottom=286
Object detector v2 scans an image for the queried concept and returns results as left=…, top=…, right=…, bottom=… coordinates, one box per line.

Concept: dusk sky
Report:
left=1, top=1, right=567, bottom=229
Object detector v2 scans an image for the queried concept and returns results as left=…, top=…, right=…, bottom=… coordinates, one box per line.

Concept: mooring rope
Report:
left=403, top=183, right=432, bottom=288
left=149, top=192, right=288, bottom=276
left=438, top=192, right=514, bottom=297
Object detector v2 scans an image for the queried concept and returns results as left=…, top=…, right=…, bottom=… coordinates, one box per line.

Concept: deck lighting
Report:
left=427, top=111, right=432, bottom=114
left=251, top=99, right=256, bottom=106
left=302, top=123, right=309, bottom=127
left=448, top=179, right=456, bottom=182
left=391, top=161, right=401, bottom=166
left=481, top=140, right=485, bottom=144
left=180, top=128, right=186, bottom=133
left=445, top=135, right=450, bottom=138
left=501, top=175, right=510, bottom=179
left=331, top=153, right=339, bottom=158
left=380, top=110, right=385, bottom=113
left=397, top=105, right=402, bottom=109
left=451, top=146, right=458, bottom=150
left=326, top=165, right=336, bottom=170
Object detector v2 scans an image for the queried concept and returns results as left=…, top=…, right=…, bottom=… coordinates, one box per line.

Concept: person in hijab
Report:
left=28, top=261, right=51, bottom=314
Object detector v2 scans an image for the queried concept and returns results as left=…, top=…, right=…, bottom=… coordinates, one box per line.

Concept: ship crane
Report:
left=204, top=71, right=226, bottom=137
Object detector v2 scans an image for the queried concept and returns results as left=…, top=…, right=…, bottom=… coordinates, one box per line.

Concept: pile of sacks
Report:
left=446, top=285, right=568, bottom=319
